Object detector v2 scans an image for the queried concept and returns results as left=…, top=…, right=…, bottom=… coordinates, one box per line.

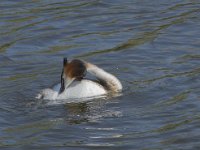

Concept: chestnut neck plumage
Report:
left=59, top=58, right=86, bottom=93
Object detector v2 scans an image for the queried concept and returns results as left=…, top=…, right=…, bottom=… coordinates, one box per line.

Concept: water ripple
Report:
left=0, top=0, right=200, bottom=149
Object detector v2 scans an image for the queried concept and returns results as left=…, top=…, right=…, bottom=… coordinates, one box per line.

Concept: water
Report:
left=0, top=0, right=200, bottom=149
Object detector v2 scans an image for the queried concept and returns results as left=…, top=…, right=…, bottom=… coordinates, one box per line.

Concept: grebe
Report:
left=37, top=58, right=122, bottom=100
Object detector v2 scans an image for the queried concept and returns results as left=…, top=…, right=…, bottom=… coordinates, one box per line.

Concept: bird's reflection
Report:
left=63, top=97, right=122, bottom=125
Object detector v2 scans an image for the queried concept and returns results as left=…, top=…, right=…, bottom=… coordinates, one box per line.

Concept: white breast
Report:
left=55, top=79, right=107, bottom=99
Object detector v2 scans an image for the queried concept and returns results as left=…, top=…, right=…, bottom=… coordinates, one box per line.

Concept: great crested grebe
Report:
left=37, top=58, right=122, bottom=100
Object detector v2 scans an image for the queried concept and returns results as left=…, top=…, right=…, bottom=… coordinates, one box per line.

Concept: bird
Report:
left=37, top=58, right=122, bottom=100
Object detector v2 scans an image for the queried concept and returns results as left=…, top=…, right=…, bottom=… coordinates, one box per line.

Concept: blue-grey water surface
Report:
left=0, top=0, right=200, bottom=149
